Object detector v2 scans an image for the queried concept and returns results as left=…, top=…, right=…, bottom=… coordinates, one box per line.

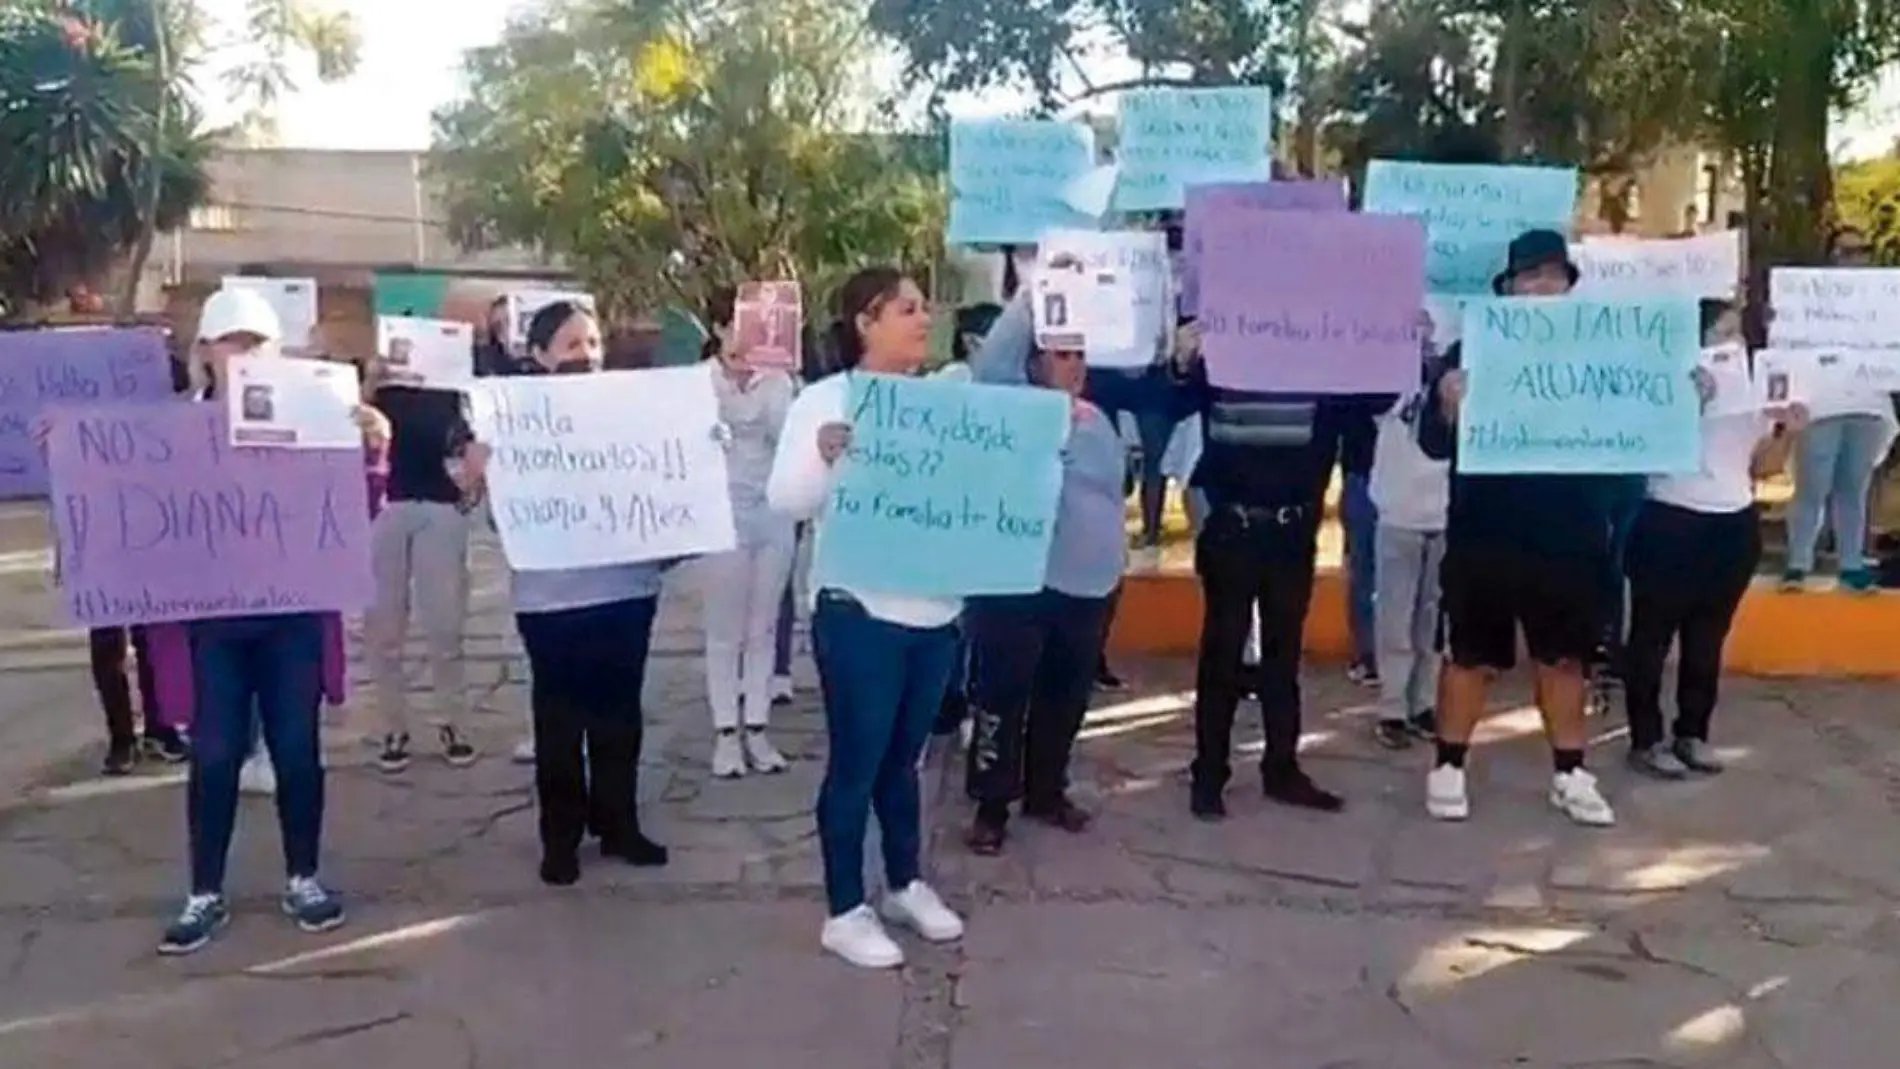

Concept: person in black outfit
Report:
left=1173, top=324, right=1370, bottom=820
left=1415, top=229, right=1708, bottom=827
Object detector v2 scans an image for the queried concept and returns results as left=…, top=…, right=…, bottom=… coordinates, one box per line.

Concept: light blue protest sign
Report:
left=1458, top=297, right=1702, bottom=474
left=1113, top=87, right=1275, bottom=212
left=811, top=374, right=1070, bottom=596
left=1362, top=161, right=1578, bottom=295
left=947, top=120, right=1100, bottom=246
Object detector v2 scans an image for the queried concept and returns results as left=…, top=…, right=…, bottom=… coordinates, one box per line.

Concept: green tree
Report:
left=1833, top=153, right=1900, bottom=263
left=0, top=0, right=361, bottom=318
left=430, top=0, right=946, bottom=320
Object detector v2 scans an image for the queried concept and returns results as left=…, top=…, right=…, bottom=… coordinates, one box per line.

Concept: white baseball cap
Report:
left=197, top=286, right=282, bottom=343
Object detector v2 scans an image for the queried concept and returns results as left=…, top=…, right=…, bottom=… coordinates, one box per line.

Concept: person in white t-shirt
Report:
left=1622, top=299, right=1805, bottom=779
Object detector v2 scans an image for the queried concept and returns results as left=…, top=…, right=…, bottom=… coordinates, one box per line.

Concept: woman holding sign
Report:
left=699, top=287, right=797, bottom=778
left=498, top=299, right=674, bottom=885
left=153, top=286, right=389, bottom=955
left=767, top=267, right=966, bottom=970
left=958, top=297, right=1126, bottom=855
left=1622, top=300, right=1805, bottom=778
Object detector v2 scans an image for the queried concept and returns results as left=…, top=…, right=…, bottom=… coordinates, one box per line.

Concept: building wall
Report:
left=146, top=148, right=552, bottom=296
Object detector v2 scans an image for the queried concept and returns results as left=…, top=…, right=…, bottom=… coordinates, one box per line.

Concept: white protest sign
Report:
left=1037, top=229, right=1168, bottom=366
left=1769, top=268, right=1900, bottom=348
left=504, top=290, right=598, bottom=351
left=472, top=367, right=736, bottom=570
left=1755, top=346, right=1900, bottom=418
left=1698, top=343, right=1763, bottom=417
left=1575, top=231, right=1741, bottom=298
left=226, top=355, right=361, bottom=449
left=1423, top=294, right=1467, bottom=354
left=221, top=276, right=319, bottom=350
left=1031, top=262, right=1137, bottom=357
left=376, top=316, right=476, bottom=388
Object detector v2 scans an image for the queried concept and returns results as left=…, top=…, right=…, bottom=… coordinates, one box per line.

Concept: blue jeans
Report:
left=1788, top=414, right=1889, bottom=574
left=811, top=592, right=959, bottom=916
left=1340, top=473, right=1377, bottom=665
left=1601, top=477, right=1647, bottom=646
left=186, top=613, right=327, bottom=894
left=1085, top=366, right=1186, bottom=547
left=773, top=523, right=804, bottom=676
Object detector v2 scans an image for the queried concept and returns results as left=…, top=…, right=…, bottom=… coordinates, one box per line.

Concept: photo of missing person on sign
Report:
left=734, top=281, right=802, bottom=370
left=241, top=383, right=275, bottom=422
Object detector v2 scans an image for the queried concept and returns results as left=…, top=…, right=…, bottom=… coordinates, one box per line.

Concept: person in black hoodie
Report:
left=1418, top=229, right=1666, bottom=828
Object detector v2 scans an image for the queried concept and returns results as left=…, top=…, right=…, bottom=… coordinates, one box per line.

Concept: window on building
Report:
left=187, top=204, right=241, bottom=232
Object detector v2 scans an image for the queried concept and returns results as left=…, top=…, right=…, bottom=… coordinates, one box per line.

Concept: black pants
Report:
left=515, top=597, right=658, bottom=860
left=963, top=589, right=1113, bottom=812
left=1191, top=506, right=1318, bottom=790
left=90, top=626, right=163, bottom=746
left=1622, top=501, right=1759, bottom=748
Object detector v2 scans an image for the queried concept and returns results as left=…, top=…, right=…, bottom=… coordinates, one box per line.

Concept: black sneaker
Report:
left=1262, top=767, right=1345, bottom=813
left=1373, top=719, right=1414, bottom=750
left=377, top=732, right=411, bottom=774
left=141, top=730, right=190, bottom=765
left=1095, top=664, right=1128, bottom=692
left=102, top=740, right=137, bottom=777
left=439, top=725, right=477, bottom=768
left=1407, top=708, right=1438, bottom=738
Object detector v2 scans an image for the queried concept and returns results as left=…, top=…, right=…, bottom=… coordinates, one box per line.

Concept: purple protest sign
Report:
left=1200, top=208, right=1428, bottom=394
left=0, top=328, right=175, bottom=499
left=1180, top=180, right=1349, bottom=316
left=46, top=402, right=374, bottom=628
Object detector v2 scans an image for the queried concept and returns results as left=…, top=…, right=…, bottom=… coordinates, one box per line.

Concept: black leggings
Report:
left=90, top=626, right=162, bottom=746
left=1622, top=501, right=1759, bottom=749
left=515, top=597, right=658, bottom=859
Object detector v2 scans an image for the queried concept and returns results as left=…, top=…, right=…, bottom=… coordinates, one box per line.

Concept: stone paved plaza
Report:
left=1, top=502, right=1899, bottom=1067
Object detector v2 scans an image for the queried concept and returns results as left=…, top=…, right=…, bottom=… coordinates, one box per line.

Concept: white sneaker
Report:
left=239, top=754, right=277, bottom=796
left=743, top=729, right=788, bottom=773
left=880, top=880, right=964, bottom=943
left=511, top=737, right=536, bottom=765
left=711, top=732, right=746, bottom=778
left=820, top=905, right=905, bottom=969
left=770, top=675, right=795, bottom=702
left=1550, top=768, right=1616, bottom=827
left=1425, top=764, right=1470, bottom=821
left=1130, top=546, right=1163, bottom=572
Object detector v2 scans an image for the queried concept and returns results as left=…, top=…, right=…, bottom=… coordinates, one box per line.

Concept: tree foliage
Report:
left=0, top=0, right=361, bottom=317
left=1835, top=154, right=1900, bottom=264
left=430, top=0, right=946, bottom=320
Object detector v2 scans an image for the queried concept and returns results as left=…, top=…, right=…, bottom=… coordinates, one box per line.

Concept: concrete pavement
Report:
left=1, top=502, right=1899, bottom=1067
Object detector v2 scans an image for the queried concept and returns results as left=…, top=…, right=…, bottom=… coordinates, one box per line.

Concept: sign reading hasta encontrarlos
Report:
left=1457, top=297, right=1701, bottom=474
left=472, top=367, right=736, bottom=570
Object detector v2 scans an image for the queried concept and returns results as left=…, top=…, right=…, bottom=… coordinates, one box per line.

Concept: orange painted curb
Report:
left=1107, top=568, right=1900, bottom=679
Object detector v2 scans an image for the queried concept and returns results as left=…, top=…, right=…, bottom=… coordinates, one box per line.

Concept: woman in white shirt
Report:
left=766, top=267, right=965, bottom=970
left=700, top=290, right=798, bottom=778
left=1623, top=299, right=1805, bottom=779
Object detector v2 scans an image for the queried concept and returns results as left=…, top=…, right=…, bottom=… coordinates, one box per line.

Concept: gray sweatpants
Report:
left=367, top=500, right=472, bottom=735
left=1373, top=525, right=1445, bottom=722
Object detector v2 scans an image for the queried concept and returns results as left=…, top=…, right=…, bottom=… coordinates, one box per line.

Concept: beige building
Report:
left=140, top=148, right=559, bottom=355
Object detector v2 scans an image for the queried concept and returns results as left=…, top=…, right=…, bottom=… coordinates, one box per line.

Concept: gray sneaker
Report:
left=1628, top=743, right=1689, bottom=780
left=1672, top=738, right=1726, bottom=774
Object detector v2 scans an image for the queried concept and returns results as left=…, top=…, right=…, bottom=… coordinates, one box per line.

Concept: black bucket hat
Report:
left=1492, top=228, right=1580, bottom=295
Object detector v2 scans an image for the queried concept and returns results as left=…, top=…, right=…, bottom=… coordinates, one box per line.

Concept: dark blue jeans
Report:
left=1085, top=366, right=1187, bottom=548
left=811, top=592, right=959, bottom=916
left=773, top=523, right=805, bottom=677
left=1602, top=479, right=1647, bottom=650
left=963, top=589, right=1112, bottom=809
left=1341, top=472, right=1378, bottom=665
left=186, top=612, right=326, bottom=895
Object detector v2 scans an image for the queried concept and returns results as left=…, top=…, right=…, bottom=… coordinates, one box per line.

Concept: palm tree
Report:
left=0, top=0, right=360, bottom=318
